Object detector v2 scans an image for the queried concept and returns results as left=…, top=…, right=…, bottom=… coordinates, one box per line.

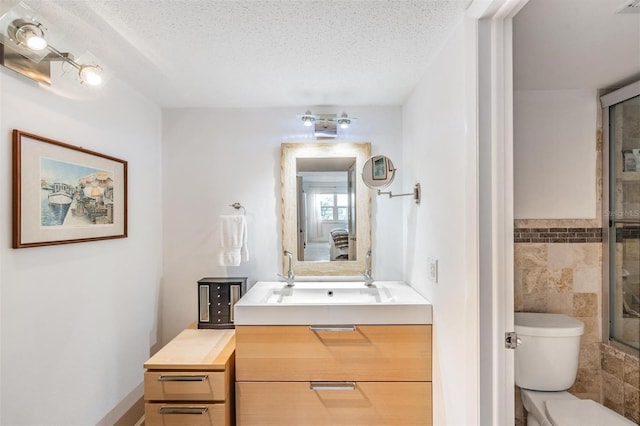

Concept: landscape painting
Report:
left=13, top=129, right=127, bottom=248
left=40, top=158, right=114, bottom=227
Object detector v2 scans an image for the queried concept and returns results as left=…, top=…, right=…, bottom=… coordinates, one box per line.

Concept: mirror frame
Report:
left=281, top=142, right=371, bottom=276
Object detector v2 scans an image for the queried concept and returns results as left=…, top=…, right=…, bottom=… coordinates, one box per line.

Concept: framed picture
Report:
left=12, top=129, right=127, bottom=248
left=372, top=155, right=387, bottom=180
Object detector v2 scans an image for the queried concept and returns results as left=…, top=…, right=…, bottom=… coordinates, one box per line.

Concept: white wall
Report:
left=402, top=17, right=479, bottom=426
left=514, top=89, right=597, bottom=219
left=161, top=106, right=403, bottom=343
left=0, top=69, right=162, bottom=424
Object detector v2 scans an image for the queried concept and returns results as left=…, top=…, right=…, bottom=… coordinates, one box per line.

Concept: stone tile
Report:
left=573, top=243, right=601, bottom=268
left=624, top=383, right=640, bottom=424
left=514, top=268, right=524, bottom=311
left=602, top=344, right=627, bottom=361
left=522, top=291, right=548, bottom=312
left=547, top=268, right=573, bottom=293
left=571, top=367, right=600, bottom=394
left=578, top=342, right=602, bottom=371
left=547, top=292, right=573, bottom=315
left=578, top=317, right=600, bottom=345
left=573, top=267, right=600, bottom=293
left=602, top=371, right=625, bottom=415
left=515, top=243, right=548, bottom=269
left=624, top=360, right=640, bottom=388
left=548, top=244, right=574, bottom=269
left=521, top=268, right=550, bottom=294
left=573, top=293, right=598, bottom=317
left=602, top=350, right=625, bottom=379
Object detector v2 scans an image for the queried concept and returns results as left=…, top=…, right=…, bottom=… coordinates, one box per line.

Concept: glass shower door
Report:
left=607, top=88, right=640, bottom=350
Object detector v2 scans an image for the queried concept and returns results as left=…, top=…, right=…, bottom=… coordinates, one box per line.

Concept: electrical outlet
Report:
left=428, top=257, right=438, bottom=283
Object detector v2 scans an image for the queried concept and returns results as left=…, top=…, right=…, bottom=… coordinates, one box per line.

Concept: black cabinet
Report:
left=197, top=277, right=247, bottom=329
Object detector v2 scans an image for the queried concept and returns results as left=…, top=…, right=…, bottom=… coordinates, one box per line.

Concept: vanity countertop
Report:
left=234, top=280, right=433, bottom=326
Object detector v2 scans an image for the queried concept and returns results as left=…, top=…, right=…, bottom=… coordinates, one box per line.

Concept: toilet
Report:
left=514, top=312, right=636, bottom=426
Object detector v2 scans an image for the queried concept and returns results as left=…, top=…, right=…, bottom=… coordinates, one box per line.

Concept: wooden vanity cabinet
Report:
left=144, top=328, right=236, bottom=426
left=235, top=324, right=432, bottom=426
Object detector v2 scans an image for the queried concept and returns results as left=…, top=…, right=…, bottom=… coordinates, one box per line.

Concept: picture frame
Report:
left=372, top=155, right=387, bottom=180
left=12, top=129, right=128, bottom=248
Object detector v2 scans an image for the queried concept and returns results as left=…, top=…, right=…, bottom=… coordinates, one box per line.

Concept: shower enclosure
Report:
left=602, top=80, right=640, bottom=351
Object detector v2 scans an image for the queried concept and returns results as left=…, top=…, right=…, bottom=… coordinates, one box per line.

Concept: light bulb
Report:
left=25, top=32, right=47, bottom=50
left=340, top=120, right=350, bottom=129
left=79, top=65, right=103, bottom=86
left=303, top=118, right=314, bottom=127
left=15, top=24, right=47, bottom=51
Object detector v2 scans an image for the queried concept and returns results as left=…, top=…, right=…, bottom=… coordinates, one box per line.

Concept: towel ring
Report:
left=230, top=202, right=246, bottom=215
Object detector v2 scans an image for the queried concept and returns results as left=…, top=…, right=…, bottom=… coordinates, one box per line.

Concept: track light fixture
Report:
left=0, top=2, right=104, bottom=87
left=297, top=110, right=358, bottom=136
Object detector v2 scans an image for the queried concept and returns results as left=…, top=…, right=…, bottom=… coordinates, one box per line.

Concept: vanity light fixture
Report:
left=0, top=2, right=104, bottom=87
left=297, top=110, right=357, bottom=135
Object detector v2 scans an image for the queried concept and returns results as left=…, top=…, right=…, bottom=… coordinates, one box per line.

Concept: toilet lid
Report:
left=545, top=399, right=636, bottom=426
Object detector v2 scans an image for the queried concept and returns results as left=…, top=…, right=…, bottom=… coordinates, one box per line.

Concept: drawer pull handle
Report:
left=158, top=405, right=209, bottom=415
left=310, top=381, right=356, bottom=391
left=157, top=375, right=208, bottom=382
left=309, top=325, right=356, bottom=332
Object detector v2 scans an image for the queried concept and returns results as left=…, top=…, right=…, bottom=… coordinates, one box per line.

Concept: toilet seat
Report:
left=545, top=399, right=636, bottom=426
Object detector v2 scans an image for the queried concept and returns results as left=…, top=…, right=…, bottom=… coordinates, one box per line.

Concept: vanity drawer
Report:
left=236, top=381, right=432, bottom=426
left=144, top=371, right=228, bottom=401
left=145, top=402, right=226, bottom=426
left=235, top=325, right=431, bottom=381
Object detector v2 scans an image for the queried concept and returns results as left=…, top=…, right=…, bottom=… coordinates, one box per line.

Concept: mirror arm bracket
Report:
left=377, top=183, right=421, bottom=205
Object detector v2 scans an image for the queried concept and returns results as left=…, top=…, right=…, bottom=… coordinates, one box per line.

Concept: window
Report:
left=318, top=193, right=348, bottom=221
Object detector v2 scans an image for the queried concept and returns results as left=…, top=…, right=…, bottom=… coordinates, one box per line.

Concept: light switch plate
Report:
left=428, top=257, right=438, bottom=283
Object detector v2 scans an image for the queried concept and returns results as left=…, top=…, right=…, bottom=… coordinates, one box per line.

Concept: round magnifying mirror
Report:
left=362, top=155, right=396, bottom=189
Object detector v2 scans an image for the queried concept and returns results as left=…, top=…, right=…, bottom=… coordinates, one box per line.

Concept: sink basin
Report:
left=264, top=285, right=393, bottom=304
left=234, top=281, right=432, bottom=325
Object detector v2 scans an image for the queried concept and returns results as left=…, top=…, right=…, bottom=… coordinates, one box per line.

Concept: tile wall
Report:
left=513, top=123, right=639, bottom=425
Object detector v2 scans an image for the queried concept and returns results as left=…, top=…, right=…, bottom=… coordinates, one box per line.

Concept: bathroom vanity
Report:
left=234, top=281, right=433, bottom=425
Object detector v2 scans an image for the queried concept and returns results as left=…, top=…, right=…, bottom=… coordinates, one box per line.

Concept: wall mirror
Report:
left=362, top=154, right=421, bottom=204
left=362, top=155, right=396, bottom=189
left=281, top=142, right=371, bottom=276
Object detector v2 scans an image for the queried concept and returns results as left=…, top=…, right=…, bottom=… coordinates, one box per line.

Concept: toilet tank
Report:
left=514, top=312, right=584, bottom=391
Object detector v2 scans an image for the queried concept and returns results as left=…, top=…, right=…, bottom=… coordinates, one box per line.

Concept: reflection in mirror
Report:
left=282, top=142, right=371, bottom=276
left=297, top=157, right=356, bottom=262
left=362, top=155, right=396, bottom=189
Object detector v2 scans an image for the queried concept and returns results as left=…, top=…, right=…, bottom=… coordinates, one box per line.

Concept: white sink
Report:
left=234, top=281, right=432, bottom=325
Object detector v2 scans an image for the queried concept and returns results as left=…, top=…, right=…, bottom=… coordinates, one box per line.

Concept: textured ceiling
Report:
left=4, top=0, right=472, bottom=108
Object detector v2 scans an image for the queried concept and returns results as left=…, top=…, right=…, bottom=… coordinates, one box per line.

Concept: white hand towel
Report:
left=219, top=215, right=249, bottom=266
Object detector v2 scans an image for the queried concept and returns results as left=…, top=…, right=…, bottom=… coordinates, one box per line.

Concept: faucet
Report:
left=362, top=249, right=374, bottom=286
left=277, top=250, right=295, bottom=287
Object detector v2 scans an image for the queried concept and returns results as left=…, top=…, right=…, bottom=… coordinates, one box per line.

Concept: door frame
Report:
left=468, top=0, right=529, bottom=424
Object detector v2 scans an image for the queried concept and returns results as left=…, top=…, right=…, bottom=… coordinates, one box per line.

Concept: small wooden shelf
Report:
left=144, top=328, right=236, bottom=426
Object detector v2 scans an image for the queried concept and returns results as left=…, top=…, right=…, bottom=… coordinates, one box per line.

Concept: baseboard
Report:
left=96, top=383, right=144, bottom=426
